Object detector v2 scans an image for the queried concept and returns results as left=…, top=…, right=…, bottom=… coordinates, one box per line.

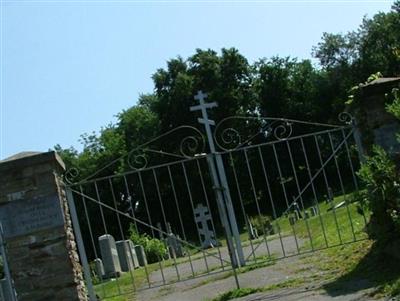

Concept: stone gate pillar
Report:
left=355, top=77, right=400, bottom=155
left=0, top=151, right=87, bottom=301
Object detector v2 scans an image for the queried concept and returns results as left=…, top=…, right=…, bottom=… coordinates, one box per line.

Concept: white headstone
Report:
left=166, top=233, right=185, bottom=258
left=166, top=222, right=172, bottom=234
left=116, top=240, right=136, bottom=272
left=193, top=204, right=218, bottom=249
left=94, top=258, right=105, bottom=279
left=310, top=206, right=319, bottom=216
left=99, top=234, right=121, bottom=278
left=157, top=222, right=164, bottom=239
left=246, top=216, right=258, bottom=240
left=327, top=187, right=334, bottom=202
left=134, top=245, right=147, bottom=266
left=127, top=240, right=139, bottom=268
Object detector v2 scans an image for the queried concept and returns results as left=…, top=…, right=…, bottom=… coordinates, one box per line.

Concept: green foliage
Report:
left=358, top=146, right=400, bottom=236
left=210, top=287, right=262, bottom=301
left=128, top=225, right=167, bottom=264
left=314, top=3, right=400, bottom=78
left=54, top=3, right=400, bottom=257
left=357, top=87, right=400, bottom=239
left=387, top=88, right=400, bottom=120
left=253, top=57, right=327, bottom=120
left=89, top=260, right=101, bottom=285
left=358, top=146, right=400, bottom=238
left=56, top=1, right=400, bottom=180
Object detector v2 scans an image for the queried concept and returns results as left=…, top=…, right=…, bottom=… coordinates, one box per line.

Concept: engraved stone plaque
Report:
left=0, top=195, right=65, bottom=238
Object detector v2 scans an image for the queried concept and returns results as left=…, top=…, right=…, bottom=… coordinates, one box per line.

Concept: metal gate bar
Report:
left=63, top=92, right=368, bottom=300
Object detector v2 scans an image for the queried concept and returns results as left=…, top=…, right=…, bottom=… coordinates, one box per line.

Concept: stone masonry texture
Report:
left=0, top=151, right=88, bottom=301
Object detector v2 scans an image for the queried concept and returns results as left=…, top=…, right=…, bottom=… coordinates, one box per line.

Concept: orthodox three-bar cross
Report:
left=190, top=90, right=218, bottom=153
left=189, top=91, right=245, bottom=266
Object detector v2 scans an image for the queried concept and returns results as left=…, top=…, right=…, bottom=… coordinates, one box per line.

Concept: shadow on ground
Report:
left=323, top=240, right=400, bottom=298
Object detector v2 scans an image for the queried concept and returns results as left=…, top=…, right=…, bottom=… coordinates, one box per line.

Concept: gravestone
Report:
left=135, top=245, right=147, bottom=266
left=116, top=240, right=137, bottom=272
left=328, top=187, right=334, bottom=201
left=248, top=222, right=258, bottom=240
left=310, top=206, right=318, bottom=217
left=0, top=151, right=87, bottom=301
left=193, top=204, right=218, bottom=248
left=264, top=219, right=275, bottom=235
left=126, top=240, right=139, bottom=268
left=99, top=234, right=121, bottom=278
left=166, top=233, right=185, bottom=258
left=94, top=258, right=105, bottom=279
left=246, top=216, right=258, bottom=240
left=157, top=222, right=164, bottom=240
left=166, top=222, right=173, bottom=234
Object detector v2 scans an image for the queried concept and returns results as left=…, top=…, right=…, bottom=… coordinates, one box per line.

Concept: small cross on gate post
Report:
left=190, top=90, right=218, bottom=153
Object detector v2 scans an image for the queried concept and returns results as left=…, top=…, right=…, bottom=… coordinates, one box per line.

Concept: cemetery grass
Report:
left=94, top=192, right=371, bottom=301
left=93, top=248, right=225, bottom=301
left=208, top=244, right=369, bottom=300
left=209, top=196, right=400, bottom=301
left=274, top=191, right=370, bottom=251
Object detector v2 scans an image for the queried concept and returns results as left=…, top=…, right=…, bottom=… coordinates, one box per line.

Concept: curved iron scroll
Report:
left=63, top=112, right=353, bottom=184
left=213, top=116, right=342, bottom=151
left=64, top=125, right=205, bottom=185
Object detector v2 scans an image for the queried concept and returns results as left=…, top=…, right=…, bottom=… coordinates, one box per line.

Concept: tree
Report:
left=314, top=2, right=400, bottom=84
left=151, top=48, right=255, bottom=133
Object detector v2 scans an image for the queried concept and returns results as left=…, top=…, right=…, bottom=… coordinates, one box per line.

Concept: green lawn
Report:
left=93, top=191, right=369, bottom=300
left=94, top=244, right=226, bottom=300
left=273, top=191, right=369, bottom=250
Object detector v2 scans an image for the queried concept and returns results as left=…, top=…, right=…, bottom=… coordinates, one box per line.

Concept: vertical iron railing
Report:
left=63, top=92, right=367, bottom=300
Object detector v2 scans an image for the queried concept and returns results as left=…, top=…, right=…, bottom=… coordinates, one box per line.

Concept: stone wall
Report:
left=0, top=151, right=87, bottom=301
left=356, top=77, right=400, bottom=155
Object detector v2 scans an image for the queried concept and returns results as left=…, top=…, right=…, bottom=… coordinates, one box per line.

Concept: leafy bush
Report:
left=128, top=224, right=167, bottom=264
left=357, top=88, right=400, bottom=239
left=89, top=260, right=101, bottom=284
left=358, top=146, right=400, bottom=238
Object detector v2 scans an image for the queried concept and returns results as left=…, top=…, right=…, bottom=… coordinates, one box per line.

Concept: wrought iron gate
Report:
left=65, top=92, right=367, bottom=300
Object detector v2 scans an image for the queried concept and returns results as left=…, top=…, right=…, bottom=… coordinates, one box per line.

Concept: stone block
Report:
left=0, top=151, right=87, bottom=300
left=134, top=245, right=147, bottom=266
left=116, top=240, right=136, bottom=272
left=99, top=234, right=121, bottom=277
left=94, top=258, right=105, bottom=279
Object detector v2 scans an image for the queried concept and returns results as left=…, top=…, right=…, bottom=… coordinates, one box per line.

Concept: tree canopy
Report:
left=56, top=1, right=400, bottom=194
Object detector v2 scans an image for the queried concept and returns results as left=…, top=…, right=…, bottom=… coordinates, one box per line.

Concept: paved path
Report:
left=141, top=235, right=302, bottom=289
left=136, top=237, right=388, bottom=301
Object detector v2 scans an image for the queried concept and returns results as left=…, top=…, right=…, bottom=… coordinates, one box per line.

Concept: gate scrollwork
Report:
left=214, top=116, right=294, bottom=151
left=63, top=125, right=205, bottom=184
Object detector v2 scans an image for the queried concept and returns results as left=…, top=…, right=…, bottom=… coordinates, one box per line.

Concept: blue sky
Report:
left=0, top=0, right=393, bottom=160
